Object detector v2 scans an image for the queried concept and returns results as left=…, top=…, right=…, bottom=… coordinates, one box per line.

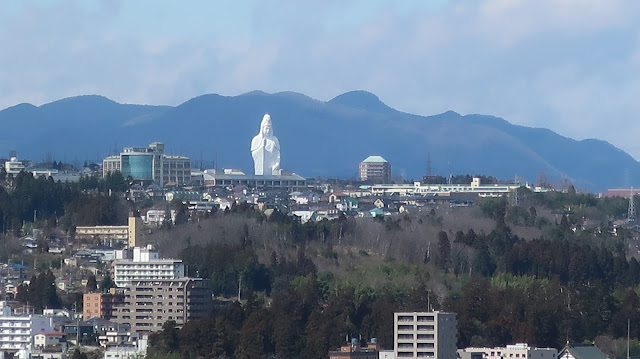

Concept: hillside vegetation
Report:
left=143, top=189, right=640, bottom=359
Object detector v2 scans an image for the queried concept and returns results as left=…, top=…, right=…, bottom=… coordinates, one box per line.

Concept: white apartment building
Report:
left=111, top=246, right=185, bottom=288
left=458, top=343, right=558, bottom=359
left=394, top=311, right=457, bottom=359
left=0, top=312, right=54, bottom=352
left=4, top=157, right=25, bottom=175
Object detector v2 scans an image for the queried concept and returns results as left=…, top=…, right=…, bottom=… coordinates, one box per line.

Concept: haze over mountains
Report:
left=0, top=90, right=637, bottom=192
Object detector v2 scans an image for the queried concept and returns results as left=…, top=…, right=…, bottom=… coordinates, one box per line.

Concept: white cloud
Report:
left=2, top=0, right=640, bottom=159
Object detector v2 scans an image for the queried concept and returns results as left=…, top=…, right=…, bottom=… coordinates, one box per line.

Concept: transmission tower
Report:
left=628, top=188, right=636, bottom=223
left=510, top=187, right=519, bottom=207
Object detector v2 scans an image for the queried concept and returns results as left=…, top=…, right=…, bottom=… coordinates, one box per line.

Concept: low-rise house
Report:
left=335, top=197, right=359, bottom=212
left=33, top=332, right=67, bottom=349
left=62, top=322, right=94, bottom=344
left=559, top=343, right=607, bottom=359
left=291, top=210, right=317, bottom=224
left=102, top=334, right=148, bottom=359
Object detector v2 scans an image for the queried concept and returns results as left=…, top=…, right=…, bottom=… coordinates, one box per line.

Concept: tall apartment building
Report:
left=0, top=311, right=54, bottom=352
left=103, top=142, right=191, bottom=186
left=359, top=156, right=391, bottom=183
left=111, top=246, right=185, bottom=288
left=83, top=289, right=125, bottom=320
left=111, top=278, right=211, bottom=332
left=458, top=343, right=558, bottom=359
left=394, top=311, right=457, bottom=359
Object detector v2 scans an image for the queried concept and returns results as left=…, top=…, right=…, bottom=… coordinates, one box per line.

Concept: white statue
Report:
left=251, top=114, right=281, bottom=175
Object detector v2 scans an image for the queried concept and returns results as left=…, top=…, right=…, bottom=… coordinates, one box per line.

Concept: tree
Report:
left=99, top=274, right=115, bottom=292
left=170, top=198, right=189, bottom=225
left=36, top=237, right=49, bottom=253
left=71, top=349, right=88, bottom=359
left=149, top=321, right=180, bottom=355
left=86, top=274, right=97, bottom=292
left=435, top=231, right=451, bottom=271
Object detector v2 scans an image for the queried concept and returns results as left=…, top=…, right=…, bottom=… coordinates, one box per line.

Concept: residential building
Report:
left=33, top=332, right=66, bottom=349
left=111, top=246, right=185, bottom=288
left=359, top=156, right=391, bottom=183
left=394, top=311, right=457, bottom=359
left=83, top=290, right=125, bottom=320
left=111, top=278, right=211, bottom=332
left=558, top=344, right=607, bottom=359
left=0, top=312, right=55, bottom=352
left=103, top=142, right=191, bottom=186
left=103, top=334, right=148, bottom=359
left=75, top=214, right=142, bottom=249
left=75, top=226, right=129, bottom=242
left=458, top=343, right=558, bottom=359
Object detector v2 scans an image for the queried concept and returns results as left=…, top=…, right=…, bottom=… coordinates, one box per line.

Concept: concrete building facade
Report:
left=111, top=278, right=211, bottom=332
left=458, top=344, right=558, bottom=359
left=83, top=291, right=125, bottom=320
left=394, top=311, right=457, bottom=359
left=0, top=313, right=54, bottom=352
left=359, top=156, right=391, bottom=183
left=111, top=246, right=185, bottom=288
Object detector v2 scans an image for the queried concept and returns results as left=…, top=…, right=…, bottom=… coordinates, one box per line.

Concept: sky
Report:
left=2, top=0, right=640, bottom=159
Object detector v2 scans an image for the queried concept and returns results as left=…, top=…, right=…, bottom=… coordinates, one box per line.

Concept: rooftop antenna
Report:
left=628, top=188, right=636, bottom=223
left=447, top=162, right=453, bottom=185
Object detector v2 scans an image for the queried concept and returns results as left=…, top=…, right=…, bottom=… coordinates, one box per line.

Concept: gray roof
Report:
left=560, top=344, right=608, bottom=359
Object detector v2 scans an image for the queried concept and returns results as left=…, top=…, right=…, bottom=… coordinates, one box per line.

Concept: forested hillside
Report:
left=143, top=189, right=640, bottom=359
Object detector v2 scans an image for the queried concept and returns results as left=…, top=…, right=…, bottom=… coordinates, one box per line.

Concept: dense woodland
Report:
left=143, top=190, right=640, bottom=359
left=3, top=171, right=640, bottom=358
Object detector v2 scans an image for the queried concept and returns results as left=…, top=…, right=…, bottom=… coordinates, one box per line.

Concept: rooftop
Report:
left=362, top=155, right=388, bottom=163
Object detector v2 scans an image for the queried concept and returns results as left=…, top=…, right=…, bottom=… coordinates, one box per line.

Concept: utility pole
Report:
left=628, top=188, right=636, bottom=222
left=627, top=318, right=630, bottom=359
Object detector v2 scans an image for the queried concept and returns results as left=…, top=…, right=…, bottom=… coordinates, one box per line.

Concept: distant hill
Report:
left=1, top=90, right=638, bottom=192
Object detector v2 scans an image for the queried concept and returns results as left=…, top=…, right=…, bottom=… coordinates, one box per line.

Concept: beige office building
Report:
left=112, top=278, right=211, bottom=332
left=359, top=156, right=391, bottom=183
left=394, top=311, right=457, bottom=359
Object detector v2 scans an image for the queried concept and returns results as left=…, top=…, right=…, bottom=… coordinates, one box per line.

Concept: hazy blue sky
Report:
left=2, top=0, right=640, bottom=158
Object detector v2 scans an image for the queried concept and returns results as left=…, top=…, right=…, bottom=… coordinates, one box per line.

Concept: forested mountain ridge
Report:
left=1, top=91, right=638, bottom=191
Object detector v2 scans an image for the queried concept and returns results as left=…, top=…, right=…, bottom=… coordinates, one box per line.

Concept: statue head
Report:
left=260, top=114, right=273, bottom=136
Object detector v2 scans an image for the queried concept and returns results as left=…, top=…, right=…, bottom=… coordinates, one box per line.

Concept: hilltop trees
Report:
left=16, top=270, right=61, bottom=311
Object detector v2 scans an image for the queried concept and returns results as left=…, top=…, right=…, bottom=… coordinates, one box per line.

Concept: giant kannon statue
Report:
left=251, top=114, right=281, bottom=176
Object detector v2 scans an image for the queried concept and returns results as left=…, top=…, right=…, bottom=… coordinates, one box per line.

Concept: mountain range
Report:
left=0, top=90, right=637, bottom=192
